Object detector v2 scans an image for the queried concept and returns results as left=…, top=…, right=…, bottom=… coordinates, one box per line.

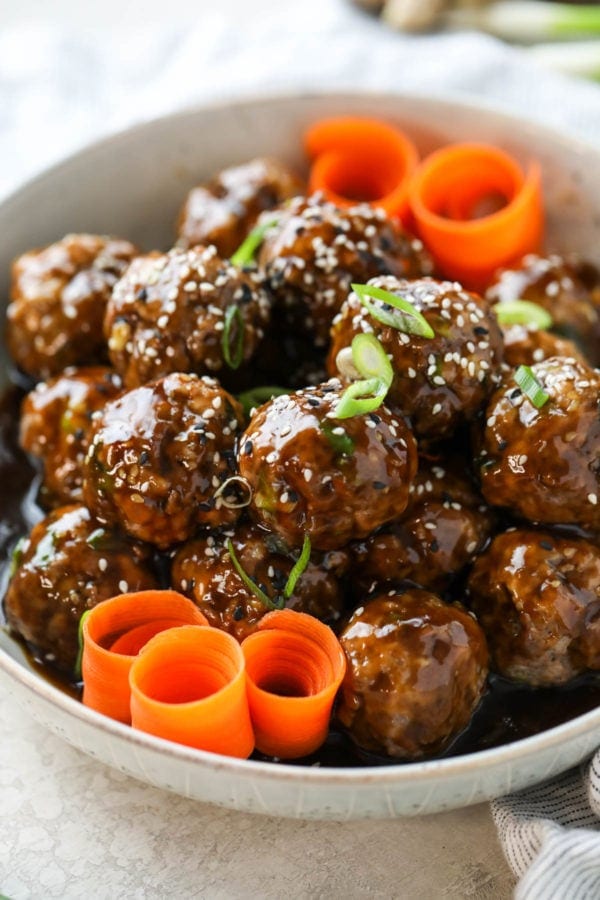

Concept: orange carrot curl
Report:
left=408, top=142, right=543, bottom=291
left=241, top=609, right=346, bottom=759
left=82, top=590, right=208, bottom=724
left=129, top=625, right=254, bottom=758
left=305, top=116, right=419, bottom=225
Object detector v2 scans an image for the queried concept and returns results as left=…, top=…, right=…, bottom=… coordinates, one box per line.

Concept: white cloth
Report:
left=492, top=756, right=600, bottom=899
left=1, top=2, right=600, bottom=896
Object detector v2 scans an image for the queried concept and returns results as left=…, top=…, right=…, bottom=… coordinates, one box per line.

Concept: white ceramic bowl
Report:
left=1, top=92, right=599, bottom=820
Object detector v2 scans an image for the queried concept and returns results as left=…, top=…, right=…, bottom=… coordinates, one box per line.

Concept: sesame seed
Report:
left=303, top=468, right=313, bottom=482
left=118, top=580, right=128, bottom=593
left=588, top=493, right=598, bottom=505
left=98, top=558, right=107, bottom=572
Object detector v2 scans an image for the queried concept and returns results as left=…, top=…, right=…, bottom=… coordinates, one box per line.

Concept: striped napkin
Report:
left=493, top=753, right=600, bottom=898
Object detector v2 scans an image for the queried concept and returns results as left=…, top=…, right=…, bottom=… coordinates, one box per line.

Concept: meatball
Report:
left=259, top=194, right=433, bottom=346
left=83, top=373, right=245, bottom=548
left=352, top=457, right=494, bottom=594
left=20, top=366, right=123, bottom=507
left=171, top=522, right=349, bottom=641
left=176, top=157, right=303, bottom=258
left=337, top=591, right=488, bottom=759
left=486, top=253, right=600, bottom=366
left=329, top=277, right=504, bottom=441
left=4, top=505, right=158, bottom=676
left=6, top=233, right=137, bottom=379
left=238, top=379, right=418, bottom=551
left=500, top=322, right=584, bottom=369
left=468, top=529, right=600, bottom=686
left=479, top=356, right=600, bottom=531
left=104, top=245, right=270, bottom=388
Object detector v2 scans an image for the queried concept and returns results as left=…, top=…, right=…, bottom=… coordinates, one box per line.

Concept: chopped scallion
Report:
left=334, top=332, right=394, bottom=419
left=352, top=282, right=434, bottom=339
left=237, top=385, right=288, bottom=417
left=320, top=421, right=356, bottom=456
left=334, top=377, right=388, bottom=419
left=222, top=305, right=244, bottom=369
left=283, top=535, right=311, bottom=599
left=230, top=217, right=279, bottom=267
left=514, top=365, right=550, bottom=409
left=494, top=299, right=553, bottom=330
left=226, top=539, right=283, bottom=610
left=74, top=609, right=91, bottom=681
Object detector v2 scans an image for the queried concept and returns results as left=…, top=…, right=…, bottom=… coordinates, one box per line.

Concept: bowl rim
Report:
left=1, top=87, right=599, bottom=786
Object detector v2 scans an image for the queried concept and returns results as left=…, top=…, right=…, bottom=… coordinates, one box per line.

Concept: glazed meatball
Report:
left=4, top=505, right=158, bottom=675
left=487, top=253, right=600, bottom=366
left=352, top=457, right=494, bottom=594
left=329, top=277, right=504, bottom=441
left=479, top=356, right=600, bottom=531
left=6, top=234, right=137, bottom=379
left=20, top=366, right=123, bottom=507
left=176, top=157, right=303, bottom=258
left=468, top=529, right=600, bottom=686
left=259, top=194, right=433, bottom=346
left=171, top=522, right=349, bottom=641
left=104, top=245, right=270, bottom=388
left=238, top=379, right=418, bottom=551
left=83, top=373, right=245, bottom=548
left=500, top=322, right=585, bottom=369
left=337, top=591, right=488, bottom=759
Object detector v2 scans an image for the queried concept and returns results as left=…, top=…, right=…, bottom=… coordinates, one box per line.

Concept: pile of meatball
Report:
left=3, top=153, right=600, bottom=763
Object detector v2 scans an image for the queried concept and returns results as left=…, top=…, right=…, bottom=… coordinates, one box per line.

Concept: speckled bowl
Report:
left=1, top=92, right=599, bottom=819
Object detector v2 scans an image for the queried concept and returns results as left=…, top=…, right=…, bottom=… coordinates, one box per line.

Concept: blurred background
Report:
left=2, top=0, right=600, bottom=198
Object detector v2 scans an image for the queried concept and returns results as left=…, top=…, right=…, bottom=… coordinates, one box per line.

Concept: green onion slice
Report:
left=222, top=305, right=244, bottom=369
left=320, top=421, right=356, bottom=456
left=283, top=535, right=311, bottom=599
left=237, top=385, right=288, bottom=417
left=514, top=365, right=550, bottom=409
left=334, top=332, right=394, bottom=419
left=226, top=539, right=284, bottom=610
left=352, top=283, right=435, bottom=339
left=74, top=609, right=92, bottom=681
left=494, top=299, right=553, bottom=330
left=230, top=217, right=279, bottom=267
left=350, top=332, right=394, bottom=389
left=334, top=377, right=388, bottom=419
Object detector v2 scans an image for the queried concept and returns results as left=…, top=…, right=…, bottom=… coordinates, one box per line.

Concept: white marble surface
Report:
left=2, top=0, right=600, bottom=896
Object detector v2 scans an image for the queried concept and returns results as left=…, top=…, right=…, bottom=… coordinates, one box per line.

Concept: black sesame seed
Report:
left=509, top=388, right=522, bottom=400
left=474, top=326, right=489, bottom=336
left=307, top=397, right=321, bottom=407
left=73, top=428, right=85, bottom=441
left=429, top=539, right=440, bottom=553
left=287, top=490, right=299, bottom=502
left=233, top=606, right=245, bottom=621
left=539, top=540, right=553, bottom=551
left=136, top=287, right=148, bottom=302
left=369, top=413, right=381, bottom=424
left=244, top=440, right=253, bottom=455
left=497, top=440, right=508, bottom=451
left=139, top=450, right=150, bottom=465
left=198, top=501, right=214, bottom=511
left=240, top=283, right=253, bottom=304
left=373, top=481, right=386, bottom=490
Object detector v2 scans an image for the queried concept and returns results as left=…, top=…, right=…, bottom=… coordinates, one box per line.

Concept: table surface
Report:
left=0, top=686, right=515, bottom=898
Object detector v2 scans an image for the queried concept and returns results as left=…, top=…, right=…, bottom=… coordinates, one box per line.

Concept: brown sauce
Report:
left=1, top=383, right=599, bottom=768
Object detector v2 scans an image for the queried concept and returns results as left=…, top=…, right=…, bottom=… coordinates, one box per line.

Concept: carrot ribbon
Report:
left=408, top=142, right=543, bottom=290
left=82, top=590, right=208, bottom=724
left=241, top=609, right=346, bottom=759
left=305, top=116, right=419, bottom=225
left=129, top=625, right=254, bottom=758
